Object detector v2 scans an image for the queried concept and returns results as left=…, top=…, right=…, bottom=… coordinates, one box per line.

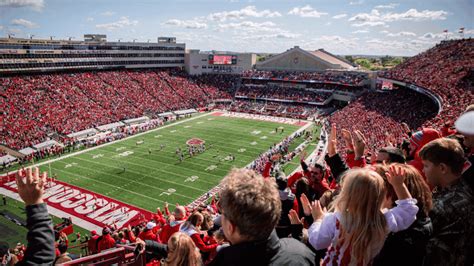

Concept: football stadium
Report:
left=0, top=1, right=473, bottom=265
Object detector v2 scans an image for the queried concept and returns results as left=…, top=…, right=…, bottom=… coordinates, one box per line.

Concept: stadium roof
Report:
left=256, top=46, right=356, bottom=72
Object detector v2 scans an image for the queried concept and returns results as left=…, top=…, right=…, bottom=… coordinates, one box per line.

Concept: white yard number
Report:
left=118, top=151, right=134, bottom=157
left=92, top=154, right=104, bottom=159
left=238, top=148, right=247, bottom=153
left=65, top=162, right=78, bottom=169
left=206, top=165, right=217, bottom=171
left=160, top=188, right=176, bottom=196
left=185, top=176, right=199, bottom=182
left=251, top=130, right=261, bottom=135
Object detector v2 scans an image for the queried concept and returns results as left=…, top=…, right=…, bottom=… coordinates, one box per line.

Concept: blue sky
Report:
left=0, top=0, right=472, bottom=55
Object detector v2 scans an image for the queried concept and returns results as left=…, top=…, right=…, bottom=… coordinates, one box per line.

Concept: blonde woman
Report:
left=306, top=165, right=419, bottom=265
left=163, top=232, right=202, bottom=266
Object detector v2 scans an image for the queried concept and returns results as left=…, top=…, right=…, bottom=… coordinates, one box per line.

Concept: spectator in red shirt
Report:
left=87, top=230, right=99, bottom=255
left=96, top=228, right=115, bottom=253
left=159, top=206, right=187, bottom=244
left=138, top=222, right=160, bottom=242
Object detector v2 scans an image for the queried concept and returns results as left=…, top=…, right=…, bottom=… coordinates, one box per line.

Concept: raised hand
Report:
left=16, top=167, right=47, bottom=206
left=300, top=193, right=312, bottom=216
left=328, top=124, right=337, bottom=157
left=385, top=164, right=412, bottom=200
left=386, top=164, right=406, bottom=186
left=341, top=129, right=353, bottom=149
left=288, top=209, right=303, bottom=225
left=353, top=130, right=367, bottom=160
left=311, top=200, right=325, bottom=221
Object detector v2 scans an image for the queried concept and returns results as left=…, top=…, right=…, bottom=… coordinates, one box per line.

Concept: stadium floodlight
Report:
left=133, top=39, right=137, bottom=43
left=118, top=38, right=122, bottom=42
left=29, top=34, right=35, bottom=39
left=147, top=39, right=151, bottom=43
left=50, top=36, right=55, bottom=40
left=68, top=36, right=74, bottom=41
left=8, top=33, right=15, bottom=38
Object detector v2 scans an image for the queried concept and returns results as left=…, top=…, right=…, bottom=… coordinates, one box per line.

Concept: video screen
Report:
left=209, top=55, right=237, bottom=65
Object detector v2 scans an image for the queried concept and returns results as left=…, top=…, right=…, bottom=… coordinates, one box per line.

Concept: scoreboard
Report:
left=208, top=54, right=237, bottom=65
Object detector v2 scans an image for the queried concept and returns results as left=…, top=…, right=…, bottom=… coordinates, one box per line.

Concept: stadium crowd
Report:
left=328, top=88, right=439, bottom=156
left=1, top=39, right=473, bottom=266
left=242, top=70, right=367, bottom=86
left=379, top=39, right=474, bottom=130
left=227, top=100, right=320, bottom=119
left=3, top=101, right=473, bottom=265
left=190, top=74, right=240, bottom=100
left=236, top=85, right=333, bottom=103
left=0, top=70, right=226, bottom=150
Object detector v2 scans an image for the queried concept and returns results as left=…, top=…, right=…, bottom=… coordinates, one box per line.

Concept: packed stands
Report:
left=191, top=73, right=240, bottom=100
left=0, top=69, right=219, bottom=150
left=329, top=88, right=439, bottom=153
left=243, top=69, right=367, bottom=86
left=379, top=39, right=474, bottom=130
left=228, top=100, right=320, bottom=119
left=236, top=85, right=333, bottom=103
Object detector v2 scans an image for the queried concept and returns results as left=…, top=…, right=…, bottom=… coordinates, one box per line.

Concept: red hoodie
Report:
left=97, top=234, right=115, bottom=252
left=160, top=220, right=186, bottom=244
left=138, top=229, right=161, bottom=242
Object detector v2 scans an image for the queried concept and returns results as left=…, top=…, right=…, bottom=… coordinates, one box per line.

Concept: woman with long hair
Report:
left=163, top=232, right=202, bottom=266
left=180, top=212, right=218, bottom=254
left=307, top=165, right=419, bottom=265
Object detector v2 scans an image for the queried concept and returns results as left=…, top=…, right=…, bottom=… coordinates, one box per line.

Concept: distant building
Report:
left=0, top=34, right=185, bottom=74
left=185, top=49, right=256, bottom=75
left=256, top=46, right=356, bottom=72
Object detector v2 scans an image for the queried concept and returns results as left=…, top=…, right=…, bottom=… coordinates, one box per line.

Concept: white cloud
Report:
left=164, top=19, right=207, bottom=29
left=208, top=6, right=281, bottom=22
left=301, top=35, right=360, bottom=53
left=0, top=0, right=44, bottom=11
left=332, top=14, right=347, bottom=19
left=96, top=16, right=138, bottom=31
left=352, top=21, right=387, bottom=27
left=100, top=11, right=116, bottom=16
left=241, top=31, right=300, bottom=40
left=0, top=25, right=3, bottom=30
left=86, top=17, right=94, bottom=22
left=383, top=9, right=448, bottom=21
left=288, top=5, right=328, bottom=18
left=374, top=3, right=398, bottom=9
left=386, top=31, right=416, bottom=37
left=218, top=21, right=277, bottom=32
left=352, top=30, right=369, bottom=34
left=11, top=18, right=38, bottom=28
left=420, top=32, right=453, bottom=39
left=348, top=8, right=448, bottom=28
left=349, top=9, right=381, bottom=23
left=379, top=30, right=389, bottom=34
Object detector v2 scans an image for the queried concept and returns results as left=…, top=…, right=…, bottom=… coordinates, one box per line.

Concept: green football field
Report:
left=35, top=113, right=307, bottom=211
